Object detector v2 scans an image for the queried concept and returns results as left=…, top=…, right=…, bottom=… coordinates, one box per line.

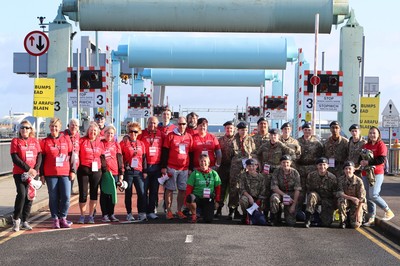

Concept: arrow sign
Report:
left=382, top=99, right=399, bottom=116
left=24, top=30, right=49, bottom=56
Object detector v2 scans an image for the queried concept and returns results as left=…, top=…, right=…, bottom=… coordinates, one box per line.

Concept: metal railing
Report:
left=0, top=141, right=12, bottom=175
left=387, top=148, right=400, bottom=176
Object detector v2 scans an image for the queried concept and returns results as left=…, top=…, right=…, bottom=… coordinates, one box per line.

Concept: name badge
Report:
left=283, top=194, right=292, bottom=206
left=263, top=164, right=270, bottom=175
left=56, top=155, right=65, bottom=167
left=179, top=144, right=186, bottom=155
left=104, top=150, right=111, bottom=159
left=25, top=150, right=34, bottom=160
left=131, top=158, right=139, bottom=168
left=203, top=188, right=211, bottom=199
left=149, top=147, right=157, bottom=157
left=328, top=158, right=335, bottom=168
left=92, top=161, right=98, bottom=172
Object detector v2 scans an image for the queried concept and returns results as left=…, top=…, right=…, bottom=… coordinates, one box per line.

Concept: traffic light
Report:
left=307, top=74, right=340, bottom=93
left=266, top=98, right=285, bottom=109
left=173, top=112, right=179, bottom=119
left=129, top=95, right=149, bottom=108
left=153, top=105, right=164, bottom=116
left=238, top=112, right=245, bottom=120
left=70, top=70, right=103, bottom=89
left=248, top=107, right=261, bottom=116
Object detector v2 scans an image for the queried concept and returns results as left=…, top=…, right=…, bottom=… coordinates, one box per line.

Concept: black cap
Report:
left=197, top=117, right=208, bottom=125
left=302, top=123, right=312, bottom=129
left=280, top=155, right=291, bottom=161
left=257, top=117, right=268, bottom=125
left=343, top=161, right=355, bottom=168
left=330, top=121, right=341, bottom=127
left=245, top=158, right=256, bottom=166
left=268, top=128, right=279, bottom=135
left=349, top=124, right=359, bottom=131
left=280, top=122, right=291, bottom=130
left=315, top=157, right=328, bottom=164
left=95, top=112, right=105, bottom=119
left=236, top=122, right=247, bottom=129
left=223, top=121, right=233, bottom=127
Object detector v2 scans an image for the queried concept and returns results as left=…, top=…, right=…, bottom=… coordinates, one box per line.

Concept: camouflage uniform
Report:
left=270, top=167, right=301, bottom=226
left=217, top=134, right=235, bottom=206
left=297, top=135, right=324, bottom=203
left=337, top=174, right=366, bottom=228
left=229, top=133, right=256, bottom=208
left=253, top=133, right=269, bottom=152
left=257, top=141, right=292, bottom=174
left=347, top=137, right=367, bottom=176
left=305, top=170, right=338, bottom=227
left=280, top=136, right=302, bottom=169
left=324, top=136, right=349, bottom=177
left=239, top=171, right=266, bottom=212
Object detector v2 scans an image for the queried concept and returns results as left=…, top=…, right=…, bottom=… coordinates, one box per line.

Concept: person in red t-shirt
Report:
left=157, top=107, right=176, bottom=137
left=161, top=117, right=193, bottom=220
left=138, top=116, right=164, bottom=220
left=120, top=122, right=148, bottom=222
left=77, top=121, right=106, bottom=224
left=100, top=125, right=123, bottom=223
left=361, top=126, right=395, bottom=226
left=10, top=120, right=42, bottom=232
left=95, top=112, right=106, bottom=139
left=191, top=117, right=222, bottom=170
left=63, top=118, right=80, bottom=191
left=40, top=117, right=75, bottom=229
left=186, top=112, right=198, bottom=136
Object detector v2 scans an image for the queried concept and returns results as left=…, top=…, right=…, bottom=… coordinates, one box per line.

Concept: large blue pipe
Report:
left=62, top=0, right=349, bottom=33
left=128, top=33, right=288, bottom=69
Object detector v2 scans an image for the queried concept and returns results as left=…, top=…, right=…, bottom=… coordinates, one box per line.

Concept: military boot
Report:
left=227, top=207, right=235, bottom=220
left=233, top=208, right=242, bottom=220
left=304, top=211, right=312, bottom=228
left=214, top=206, right=222, bottom=218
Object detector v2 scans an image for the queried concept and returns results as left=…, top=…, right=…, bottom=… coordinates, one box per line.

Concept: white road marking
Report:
left=185, top=234, right=193, bottom=243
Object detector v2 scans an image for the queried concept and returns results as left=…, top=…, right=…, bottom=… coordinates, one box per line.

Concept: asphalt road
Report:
left=1, top=221, right=399, bottom=265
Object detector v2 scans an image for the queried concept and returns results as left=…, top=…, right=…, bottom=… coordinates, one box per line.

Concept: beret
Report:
left=343, top=161, right=355, bottom=168
left=257, top=117, right=268, bottom=124
left=245, top=158, right=256, bottom=166
left=349, top=124, right=359, bottom=131
left=280, top=155, right=291, bottom=161
left=330, top=121, right=341, bottom=127
left=281, top=122, right=291, bottom=130
left=236, top=121, right=247, bottom=129
left=315, top=157, right=328, bottom=164
left=269, top=128, right=279, bottom=135
left=223, top=121, right=233, bottom=127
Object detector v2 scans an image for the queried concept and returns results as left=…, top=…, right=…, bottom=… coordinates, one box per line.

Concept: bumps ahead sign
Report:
left=359, top=97, right=379, bottom=136
left=33, top=78, right=55, bottom=117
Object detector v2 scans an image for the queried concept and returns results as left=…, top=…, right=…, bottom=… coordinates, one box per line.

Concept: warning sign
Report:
left=33, top=78, right=55, bottom=117
left=359, top=97, right=380, bottom=136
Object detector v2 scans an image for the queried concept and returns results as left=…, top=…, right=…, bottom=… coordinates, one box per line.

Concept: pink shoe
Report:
left=59, top=218, right=71, bottom=228
left=53, top=218, right=60, bottom=229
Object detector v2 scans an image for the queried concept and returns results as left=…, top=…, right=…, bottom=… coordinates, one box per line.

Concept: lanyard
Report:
left=201, top=172, right=212, bottom=187
left=130, top=140, right=138, bottom=156
left=90, top=139, right=97, bottom=160
left=147, top=130, right=156, bottom=146
left=50, top=136, right=61, bottom=155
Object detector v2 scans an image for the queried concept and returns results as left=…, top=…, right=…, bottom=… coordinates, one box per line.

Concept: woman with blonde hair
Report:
left=10, top=120, right=42, bottom=231
left=40, top=117, right=75, bottom=229
left=77, top=121, right=106, bottom=224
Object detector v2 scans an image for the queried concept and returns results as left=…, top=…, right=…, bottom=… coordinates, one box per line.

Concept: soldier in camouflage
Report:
left=337, top=161, right=366, bottom=229
left=253, top=117, right=269, bottom=152
left=215, top=121, right=235, bottom=217
left=297, top=123, right=324, bottom=205
left=280, top=122, right=301, bottom=168
left=347, top=124, right=366, bottom=177
left=270, top=155, right=301, bottom=226
left=239, top=158, right=266, bottom=224
left=228, top=121, right=256, bottom=219
left=304, top=157, right=338, bottom=228
left=324, top=121, right=349, bottom=178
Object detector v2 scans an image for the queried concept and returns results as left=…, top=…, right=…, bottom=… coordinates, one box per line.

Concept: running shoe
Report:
left=21, top=221, right=33, bottom=230
left=382, top=210, right=395, bottom=221
left=166, top=211, right=174, bottom=220
left=126, top=213, right=135, bottom=222
left=176, top=211, right=187, bottom=219
left=102, top=215, right=111, bottom=223
left=87, top=216, right=95, bottom=224
left=147, top=213, right=159, bottom=220
left=59, top=218, right=71, bottom=228
left=77, top=216, right=85, bottom=224
left=53, top=218, right=60, bottom=229
left=109, top=215, right=119, bottom=222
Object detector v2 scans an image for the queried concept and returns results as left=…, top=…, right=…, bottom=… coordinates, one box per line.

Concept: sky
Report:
left=1, top=0, right=399, bottom=126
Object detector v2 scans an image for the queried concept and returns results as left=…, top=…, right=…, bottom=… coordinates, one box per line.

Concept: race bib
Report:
left=130, top=158, right=139, bottom=168
left=92, top=161, right=98, bottom=172
left=329, top=158, right=335, bottom=168
left=56, top=155, right=65, bottom=167
left=179, top=144, right=186, bottom=155
left=263, top=164, right=270, bottom=175
left=203, top=188, right=211, bottom=199
left=149, top=147, right=157, bottom=157
left=104, top=150, right=111, bottom=159
left=283, top=194, right=292, bottom=206
left=25, top=151, right=34, bottom=160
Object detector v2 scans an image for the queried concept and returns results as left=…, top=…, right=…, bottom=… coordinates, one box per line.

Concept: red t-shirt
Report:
left=362, top=140, right=387, bottom=175
left=186, top=127, right=198, bottom=136
left=63, top=129, right=80, bottom=169
left=192, top=133, right=221, bottom=168
left=79, top=137, right=104, bottom=168
left=120, top=139, right=146, bottom=172
left=163, top=131, right=193, bottom=170
left=158, top=122, right=176, bottom=137
left=10, top=137, right=41, bottom=175
left=40, top=135, right=72, bottom=176
left=138, top=129, right=164, bottom=165
left=102, top=139, right=121, bottom=175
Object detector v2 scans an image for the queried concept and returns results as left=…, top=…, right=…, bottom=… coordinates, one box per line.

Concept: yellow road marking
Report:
left=356, top=227, right=400, bottom=260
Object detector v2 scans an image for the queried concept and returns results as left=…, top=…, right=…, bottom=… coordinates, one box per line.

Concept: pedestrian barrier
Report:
left=387, top=148, right=400, bottom=176
left=0, top=141, right=12, bottom=175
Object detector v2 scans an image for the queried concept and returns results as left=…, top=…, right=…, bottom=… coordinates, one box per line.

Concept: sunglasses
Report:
left=178, top=123, right=187, bottom=126
left=20, top=126, right=31, bottom=130
left=129, top=130, right=139, bottom=134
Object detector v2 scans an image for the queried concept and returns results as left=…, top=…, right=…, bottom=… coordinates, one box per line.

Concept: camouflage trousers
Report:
left=338, top=198, right=366, bottom=228
left=270, top=192, right=297, bottom=226
left=217, top=164, right=231, bottom=206
left=305, top=192, right=335, bottom=227
left=229, top=161, right=245, bottom=208
left=297, top=164, right=317, bottom=204
left=239, top=195, right=264, bottom=215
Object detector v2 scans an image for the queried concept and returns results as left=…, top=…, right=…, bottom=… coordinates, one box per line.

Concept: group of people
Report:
left=10, top=108, right=395, bottom=231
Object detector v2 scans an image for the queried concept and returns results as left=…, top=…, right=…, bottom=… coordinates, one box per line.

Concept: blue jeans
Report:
left=45, top=176, right=71, bottom=219
left=124, top=170, right=146, bottom=214
left=145, top=164, right=161, bottom=214
left=362, top=173, right=389, bottom=216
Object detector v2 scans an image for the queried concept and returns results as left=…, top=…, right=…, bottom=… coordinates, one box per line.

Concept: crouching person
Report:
left=186, top=154, right=221, bottom=223
left=239, top=158, right=266, bottom=225
left=270, top=155, right=301, bottom=226
left=337, top=161, right=366, bottom=229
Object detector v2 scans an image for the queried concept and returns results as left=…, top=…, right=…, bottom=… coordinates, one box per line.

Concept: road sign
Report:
left=383, top=115, right=400, bottom=128
left=381, top=99, right=399, bottom=116
left=24, top=31, right=49, bottom=56
left=310, top=75, right=321, bottom=86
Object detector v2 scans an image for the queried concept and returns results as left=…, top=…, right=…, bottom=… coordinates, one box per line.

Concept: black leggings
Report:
left=77, top=166, right=102, bottom=203
left=13, top=174, right=32, bottom=222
